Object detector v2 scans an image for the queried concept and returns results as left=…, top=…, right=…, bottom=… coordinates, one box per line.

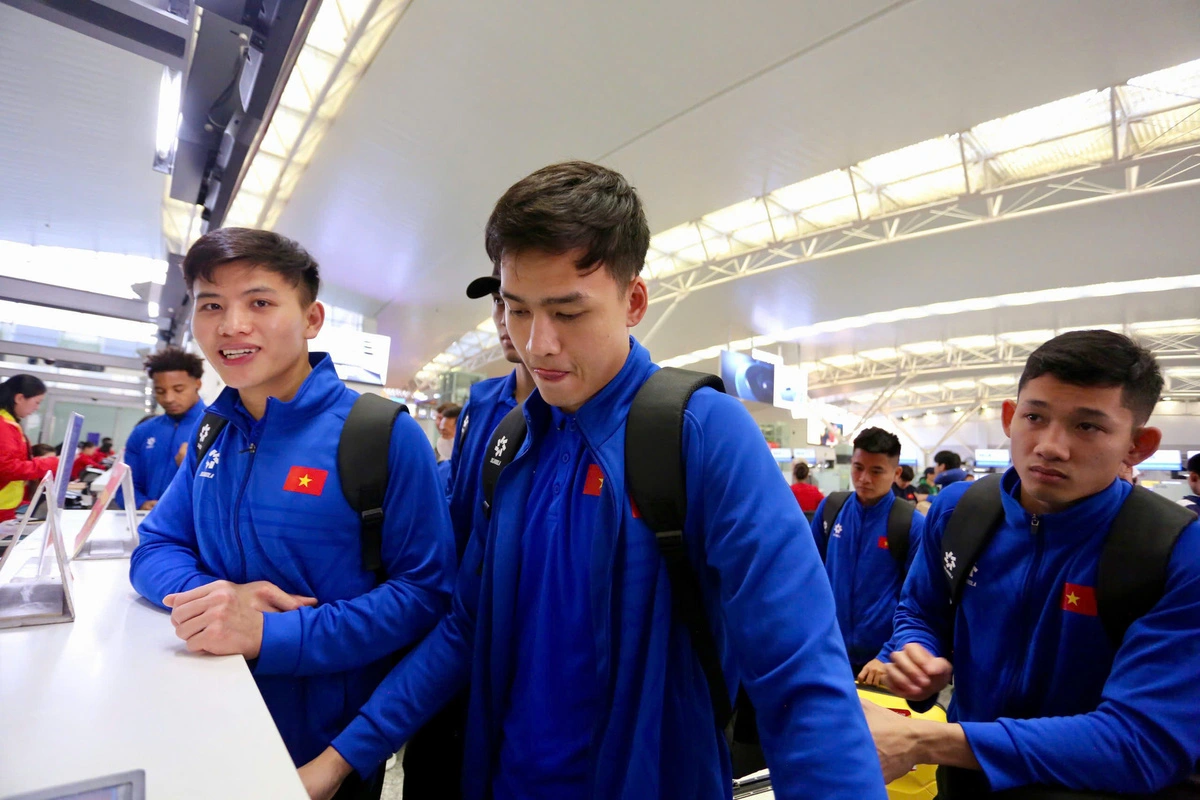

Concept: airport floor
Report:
left=380, top=750, right=404, bottom=800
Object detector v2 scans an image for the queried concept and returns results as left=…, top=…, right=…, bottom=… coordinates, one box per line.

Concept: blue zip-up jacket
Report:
left=445, top=371, right=517, bottom=559
left=811, top=491, right=925, bottom=667
left=129, top=354, right=456, bottom=766
left=882, top=469, right=1200, bottom=793
left=331, top=339, right=887, bottom=800
left=117, top=400, right=207, bottom=509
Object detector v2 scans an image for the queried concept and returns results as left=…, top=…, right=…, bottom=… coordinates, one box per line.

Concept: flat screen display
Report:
left=975, top=449, right=1011, bottom=469
left=719, top=350, right=776, bottom=404
left=1141, top=449, right=1183, bottom=471
left=793, top=448, right=817, bottom=464
left=310, top=327, right=391, bottom=386
left=770, top=447, right=793, bottom=463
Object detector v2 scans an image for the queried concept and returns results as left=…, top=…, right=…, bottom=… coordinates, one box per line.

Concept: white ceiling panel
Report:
left=0, top=3, right=165, bottom=257
left=270, top=0, right=1200, bottom=384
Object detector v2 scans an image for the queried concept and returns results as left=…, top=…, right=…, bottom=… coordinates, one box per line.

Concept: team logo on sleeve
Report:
left=145, top=437, right=156, bottom=449
left=199, top=449, right=220, bottom=479
left=284, top=466, right=328, bottom=496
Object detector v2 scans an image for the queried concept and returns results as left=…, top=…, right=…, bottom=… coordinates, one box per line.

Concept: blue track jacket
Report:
left=811, top=491, right=925, bottom=667
left=445, top=371, right=518, bottom=559
left=882, top=469, right=1200, bottom=793
left=129, top=354, right=456, bottom=766
left=117, top=400, right=206, bottom=509
left=331, top=339, right=887, bottom=800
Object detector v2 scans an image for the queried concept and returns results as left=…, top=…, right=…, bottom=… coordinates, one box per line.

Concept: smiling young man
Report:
left=812, top=427, right=926, bottom=685
left=865, top=330, right=1200, bottom=797
left=128, top=228, right=456, bottom=800
left=118, top=347, right=207, bottom=511
left=400, top=268, right=535, bottom=800
left=298, top=162, right=886, bottom=800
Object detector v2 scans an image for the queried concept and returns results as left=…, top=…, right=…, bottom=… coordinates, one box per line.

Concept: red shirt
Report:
left=791, top=481, right=825, bottom=513
left=72, top=452, right=102, bottom=480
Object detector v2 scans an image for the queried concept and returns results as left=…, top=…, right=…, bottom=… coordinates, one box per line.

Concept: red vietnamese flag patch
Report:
left=583, top=464, right=605, bottom=496
left=877, top=536, right=889, bottom=550
left=1062, top=583, right=1098, bottom=616
left=284, top=466, right=328, bottom=496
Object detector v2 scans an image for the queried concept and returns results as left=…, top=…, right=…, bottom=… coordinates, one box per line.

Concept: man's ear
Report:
left=304, top=300, right=326, bottom=340
left=1001, top=399, right=1018, bottom=438
left=625, top=277, right=648, bottom=328
left=1126, top=426, right=1163, bottom=467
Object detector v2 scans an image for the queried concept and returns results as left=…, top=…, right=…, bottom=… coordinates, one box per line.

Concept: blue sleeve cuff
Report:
left=960, top=720, right=1017, bottom=791
left=332, top=715, right=395, bottom=779
left=255, top=609, right=303, bottom=675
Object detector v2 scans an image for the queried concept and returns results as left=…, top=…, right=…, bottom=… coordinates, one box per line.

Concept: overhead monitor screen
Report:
left=975, top=449, right=1011, bottom=469
left=719, top=350, right=776, bottom=404
left=310, top=327, right=391, bottom=386
left=770, top=447, right=793, bottom=463
left=1141, top=449, right=1183, bottom=471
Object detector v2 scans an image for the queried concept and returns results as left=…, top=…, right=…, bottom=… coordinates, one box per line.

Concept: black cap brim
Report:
left=465, top=276, right=501, bottom=299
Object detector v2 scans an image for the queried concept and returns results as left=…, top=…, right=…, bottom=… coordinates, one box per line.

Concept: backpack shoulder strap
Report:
left=193, top=412, right=228, bottom=471
left=625, top=367, right=732, bottom=727
left=338, top=393, right=406, bottom=583
left=820, top=492, right=853, bottom=561
left=481, top=405, right=528, bottom=519
left=1099, top=485, right=1196, bottom=647
left=942, top=474, right=1006, bottom=605
left=887, top=497, right=915, bottom=569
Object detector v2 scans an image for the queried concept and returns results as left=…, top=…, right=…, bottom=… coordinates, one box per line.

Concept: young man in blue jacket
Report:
left=932, top=449, right=968, bottom=487
left=865, top=330, right=1200, bottom=796
left=118, top=346, right=207, bottom=510
left=811, top=427, right=925, bottom=685
left=401, top=268, right=534, bottom=800
left=128, top=228, right=456, bottom=800
left=299, top=162, right=887, bottom=800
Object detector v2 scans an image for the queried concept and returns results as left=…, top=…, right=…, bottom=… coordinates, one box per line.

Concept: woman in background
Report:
left=0, top=375, right=59, bottom=521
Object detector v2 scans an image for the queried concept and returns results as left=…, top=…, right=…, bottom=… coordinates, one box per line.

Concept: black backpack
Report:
left=942, top=473, right=1196, bottom=648
left=819, top=491, right=915, bottom=574
left=194, top=393, right=410, bottom=583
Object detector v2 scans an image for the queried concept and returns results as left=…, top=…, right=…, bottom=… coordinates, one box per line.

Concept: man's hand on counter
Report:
left=163, top=580, right=318, bottom=658
left=299, top=747, right=353, bottom=800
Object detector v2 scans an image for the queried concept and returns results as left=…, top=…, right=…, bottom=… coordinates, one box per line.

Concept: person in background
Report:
left=402, top=267, right=537, bottom=800
left=1180, top=453, right=1200, bottom=514
left=915, top=467, right=938, bottom=499
left=0, top=375, right=59, bottom=522
left=893, top=465, right=919, bottom=504
left=119, top=347, right=208, bottom=511
left=868, top=330, right=1200, bottom=797
left=71, top=441, right=103, bottom=480
left=434, top=403, right=461, bottom=463
left=813, top=428, right=926, bottom=684
left=963, top=473, right=976, bottom=483
left=30, top=443, right=54, bottom=458
left=98, top=437, right=114, bottom=456
left=130, top=227, right=455, bottom=800
left=933, top=450, right=967, bottom=487
left=791, top=460, right=824, bottom=512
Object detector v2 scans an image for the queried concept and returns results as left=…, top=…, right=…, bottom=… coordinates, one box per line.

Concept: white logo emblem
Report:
left=494, top=435, right=508, bottom=458
left=145, top=437, right=156, bottom=449
left=205, top=449, right=220, bottom=471
left=832, top=523, right=843, bottom=538
left=944, top=551, right=957, bottom=577
left=967, top=564, right=979, bottom=587
left=461, top=413, right=470, bottom=435
left=198, top=423, right=211, bottom=445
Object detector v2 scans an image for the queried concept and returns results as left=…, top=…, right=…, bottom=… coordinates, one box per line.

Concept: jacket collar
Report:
left=208, top=352, right=345, bottom=435
left=850, top=489, right=895, bottom=516
left=1000, top=466, right=1131, bottom=544
left=523, top=337, right=655, bottom=449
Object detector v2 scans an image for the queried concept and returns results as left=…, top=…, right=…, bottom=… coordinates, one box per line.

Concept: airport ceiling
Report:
left=5, top=0, right=1200, bottom=386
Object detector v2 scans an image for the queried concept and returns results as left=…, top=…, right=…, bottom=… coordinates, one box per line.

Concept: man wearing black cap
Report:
left=400, top=267, right=534, bottom=800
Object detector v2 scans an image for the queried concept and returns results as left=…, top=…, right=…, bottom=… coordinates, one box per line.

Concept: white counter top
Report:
left=0, top=510, right=309, bottom=799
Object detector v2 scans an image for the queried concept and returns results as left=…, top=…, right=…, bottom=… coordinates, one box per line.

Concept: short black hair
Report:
left=853, top=427, right=901, bottom=459
left=79, top=440, right=96, bottom=451
left=1188, top=453, right=1200, bottom=475
left=182, top=227, right=320, bottom=306
left=934, top=450, right=962, bottom=470
left=31, top=443, right=54, bottom=457
left=793, top=461, right=810, bottom=481
left=923, top=467, right=936, bottom=478
left=485, top=161, right=651, bottom=287
left=144, top=346, right=204, bottom=379
left=899, top=465, right=915, bottom=482
left=440, top=403, right=462, bottom=420
left=1018, top=330, right=1163, bottom=426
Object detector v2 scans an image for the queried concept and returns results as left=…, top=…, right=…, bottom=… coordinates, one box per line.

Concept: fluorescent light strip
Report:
left=0, top=241, right=167, bottom=300
left=417, top=57, right=1200, bottom=386
left=659, top=273, right=1200, bottom=368
left=0, top=300, right=158, bottom=344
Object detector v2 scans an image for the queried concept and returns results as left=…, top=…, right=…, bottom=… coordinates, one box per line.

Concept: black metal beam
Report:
left=0, top=0, right=190, bottom=68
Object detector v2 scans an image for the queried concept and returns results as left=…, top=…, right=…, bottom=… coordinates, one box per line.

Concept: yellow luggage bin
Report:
left=858, top=685, right=946, bottom=800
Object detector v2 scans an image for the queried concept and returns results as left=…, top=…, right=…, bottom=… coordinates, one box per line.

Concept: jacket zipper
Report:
left=232, top=442, right=257, bottom=581
left=1001, top=514, right=1042, bottom=716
